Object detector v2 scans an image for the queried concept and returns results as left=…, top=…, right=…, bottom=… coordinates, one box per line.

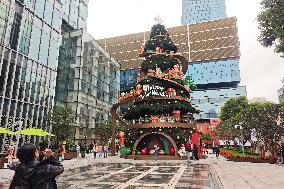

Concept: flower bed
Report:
left=220, top=150, right=234, bottom=158
left=220, top=150, right=277, bottom=164
left=227, top=156, right=277, bottom=164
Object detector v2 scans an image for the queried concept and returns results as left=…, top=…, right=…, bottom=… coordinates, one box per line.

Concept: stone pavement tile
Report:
left=84, top=183, right=119, bottom=189
left=125, top=166, right=152, bottom=172
left=175, top=182, right=192, bottom=188
left=231, top=185, right=254, bottom=189
left=125, top=186, right=163, bottom=189
left=154, top=166, right=181, bottom=173
left=136, top=173, right=175, bottom=184
left=99, top=173, right=141, bottom=182
left=56, top=181, right=74, bottom=189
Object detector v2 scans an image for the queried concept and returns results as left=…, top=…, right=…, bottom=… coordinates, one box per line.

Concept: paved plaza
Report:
left=56, top=162, right=213, bottom=189
left=1, top=153, right=284, bottom=189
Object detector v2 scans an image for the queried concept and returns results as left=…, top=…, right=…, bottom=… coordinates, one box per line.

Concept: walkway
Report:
left=199, top=153, right=284, bottom=189
left=1, top=153, right=284, bottom=188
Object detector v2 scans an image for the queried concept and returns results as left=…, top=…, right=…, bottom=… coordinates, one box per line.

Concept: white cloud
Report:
left=88, top=0, right=284, bottom=102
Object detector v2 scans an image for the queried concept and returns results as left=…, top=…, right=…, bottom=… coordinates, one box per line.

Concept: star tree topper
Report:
left=154, top=15, right=164, bottom=24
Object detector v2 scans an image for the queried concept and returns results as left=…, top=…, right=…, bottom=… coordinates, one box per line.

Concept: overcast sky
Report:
left=87, top=0, right=284, bottom=103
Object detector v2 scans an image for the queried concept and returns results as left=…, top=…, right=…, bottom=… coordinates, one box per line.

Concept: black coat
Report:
left=9, top=157, right=64, bottom=189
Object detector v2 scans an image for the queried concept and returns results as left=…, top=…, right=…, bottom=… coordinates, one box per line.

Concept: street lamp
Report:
left=235, top=124, right=245, bottom=155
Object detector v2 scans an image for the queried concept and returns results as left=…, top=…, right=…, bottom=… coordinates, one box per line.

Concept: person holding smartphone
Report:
left=9, top=144, right=64, bottom=189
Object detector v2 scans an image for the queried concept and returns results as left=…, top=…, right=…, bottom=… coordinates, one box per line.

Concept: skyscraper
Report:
left=181, top=0, right=227, bottom=24
left=0, top=0, right=64, bottom=151
left=0, top=0, right=119, bottom=151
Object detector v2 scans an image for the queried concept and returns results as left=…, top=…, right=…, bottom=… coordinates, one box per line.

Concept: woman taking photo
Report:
left=9, top=143, right=64, bottom=189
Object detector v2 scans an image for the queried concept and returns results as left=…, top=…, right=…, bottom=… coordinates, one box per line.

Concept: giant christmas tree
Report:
left=116, top=21, right=199, bottom=158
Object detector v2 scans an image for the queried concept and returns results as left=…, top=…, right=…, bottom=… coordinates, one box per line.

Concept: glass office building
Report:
left=181, top=0, right=227, bottom=24
left=55, top=29, right=120, bottom=142
left=60, top=0, right=89, bottom=31
left=186, top=58, right=246, bottom=119
left=120, top=69, right=139, bottom=92
left=0, top=0, right=62, bottom=151
left=0, top=0, right=92, bottom=151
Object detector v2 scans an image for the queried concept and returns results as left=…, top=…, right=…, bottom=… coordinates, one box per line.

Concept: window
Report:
left=34, top=0, right=45, bottom=19
left=52, top=8, right=62, bottom=31
left=44, top=0, right=53, bottom=26
left=29, top=25, right=41, bottom=61
left=9, top=3, right=23, bottom=50
left=39, top=31, right=50, bottom=65
left=48, top=34, right=60, bottom=70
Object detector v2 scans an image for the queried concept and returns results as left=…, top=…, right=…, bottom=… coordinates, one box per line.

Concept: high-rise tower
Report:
left=181, top=0, right=227, bottom=24
left=181, top=0, right=246, bottom=120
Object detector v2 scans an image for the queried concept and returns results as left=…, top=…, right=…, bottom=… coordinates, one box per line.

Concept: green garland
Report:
left=141, top=54, right=178, bottom=73
left=124, top=100, right=198, bottom=120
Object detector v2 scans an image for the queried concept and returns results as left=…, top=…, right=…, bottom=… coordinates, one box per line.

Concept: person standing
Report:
left=89, top=143, right=94, bottom=154
left=9, top=144, right=64, bottom=189
left=97, top=145, right=103, bottom=157
left=185, top=143, right=192, bottom=162
left=215, top=145, right=220, bottom=158
left=103, top=145, right=108, bottom=158
left=76, top=144, right=80, bottom=158
left=92, top=143, right=97, bottom=159
left=193, top=144, right=199, bottom=160
left=80, top=142, right=86, bottom=158
left=281, top=144, right=284, bottom=164
left=153, top=145, right=160, bottom=161
left=115, top=143, right=120, bottom=155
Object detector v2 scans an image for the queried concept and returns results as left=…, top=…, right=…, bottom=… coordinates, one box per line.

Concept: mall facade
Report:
left=97, top=17, right=247, bottom=120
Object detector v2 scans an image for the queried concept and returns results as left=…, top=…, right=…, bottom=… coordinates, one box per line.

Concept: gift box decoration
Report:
left=166, top=88, right=176, bottom=96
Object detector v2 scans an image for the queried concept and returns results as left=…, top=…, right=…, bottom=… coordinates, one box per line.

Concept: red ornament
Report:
left=169, top=146, right=175, bottom=156
left=169, top=129, right=173, bottom=133
left=182, top=129, right=186, bottom=134
left=141, top=148, right=148, bottom=155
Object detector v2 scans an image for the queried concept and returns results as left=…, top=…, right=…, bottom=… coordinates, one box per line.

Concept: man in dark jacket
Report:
left=80, top=142, right=87, bottom=158
left=193, top=144, right=199, bottom=160
left=9, top=144, right=64, bottom=189
left=215, top=145, right=220, bottom=157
